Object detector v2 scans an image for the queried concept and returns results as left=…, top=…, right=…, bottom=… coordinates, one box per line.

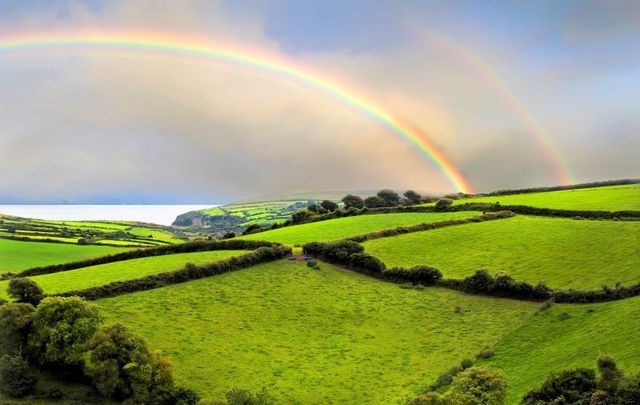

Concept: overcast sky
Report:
left=0, top=0, right=638, bottom=203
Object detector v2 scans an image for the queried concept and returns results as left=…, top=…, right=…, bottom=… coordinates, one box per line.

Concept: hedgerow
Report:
left=56, top=245, right=292, bottom=300
left=19, top=239, right=281, bottom=278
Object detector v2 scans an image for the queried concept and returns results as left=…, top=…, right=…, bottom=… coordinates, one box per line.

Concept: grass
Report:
left=363, top=216, right=640, bottom=290
left=238, top=211, right=477, bottom=246
left=457, top=184, right=640, bottom=211
left=0, top=250, right=248, bottom=299
left=0, top=238, right=129, bottom=273
left=479, top=296, right=640, bottom=403
left=97, top=260, right=538, bottom=403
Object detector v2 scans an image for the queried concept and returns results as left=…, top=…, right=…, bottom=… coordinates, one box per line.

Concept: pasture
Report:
left=97, top=260, right=538, bottom=403
left=480, top=296, right=640, bottom=403
left=0, top=250, right=248, bottom=299
left=0, top=238, right=129, bottom=273
left=239, top=211, right=477, bottom=246
left=457, top=184, right=640, bottom=211
left=363, top=215, right=640, bottom=290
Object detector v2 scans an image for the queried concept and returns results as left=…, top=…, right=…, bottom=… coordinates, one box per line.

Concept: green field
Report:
left=98, top=260, right=538, bottom=403
left=239, top=211, right=477, bottom=246
left=480, top=296, right=640, bottom=403
left=0, top=238, right=129, bottom=273
left=363, top=216, right=640, bottom=290
left=457, top=184, right=640, bottom=211
left=0, top=250, right=248, bottom=299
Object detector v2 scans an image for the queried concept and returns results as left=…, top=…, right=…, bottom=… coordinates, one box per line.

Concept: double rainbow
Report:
left=0, top=31, right=474, bottom=193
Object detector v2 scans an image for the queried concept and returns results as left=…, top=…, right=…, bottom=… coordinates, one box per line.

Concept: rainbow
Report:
left=407, top=24, right=574, bottom=185
left=0, top=31, right=474, bottom=193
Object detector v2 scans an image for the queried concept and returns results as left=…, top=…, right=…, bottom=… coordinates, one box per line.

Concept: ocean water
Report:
left=0, top=205, right=217, bottom=226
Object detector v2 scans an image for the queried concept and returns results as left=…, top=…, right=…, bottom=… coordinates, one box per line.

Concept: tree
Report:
left=522, top=368, right=596, bottom=405
left=7, top=278, right=44, bottom=306
left=377, top=189, right=400, bottom=206
left=85, top=323, right=152, bottom=400
left=434, top=198, right=453, bottom=211
left=364, top=196, right=386, bottom=208
left=0, top=354, right=37, bottom=398
left=320, top=200, right=338, bottom=212
left=0, top=303, right=34, bottom=356
left=29, top=296, right=101, bottom=367
left=404, top=190, right=422, bottom=204
left=446, top=367, right=507, bottom=405
left=341, top=194, right=364, bottom=209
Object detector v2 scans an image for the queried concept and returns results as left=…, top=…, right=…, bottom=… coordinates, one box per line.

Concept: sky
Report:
left=0, top=0, right=638, bottom=203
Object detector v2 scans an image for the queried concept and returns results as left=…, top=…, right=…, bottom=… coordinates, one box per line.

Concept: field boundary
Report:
left=55, top=245, right=292, bottom=300
left=303, top=241, right=640, bottom=304
left=17, top=239, right=284, bottom=278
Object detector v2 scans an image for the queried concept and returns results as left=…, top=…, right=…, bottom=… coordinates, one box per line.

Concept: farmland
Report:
left=456, top=184, right=640, bottom=211
left=0, top=250, right=248, bottom=299
left=239, top=211, right=477, bottom=246
left=98, top=260, right=538, bottom=403
left=0, top=238, right=129, bottom=273
left=363, top=215, right=640, bottom=290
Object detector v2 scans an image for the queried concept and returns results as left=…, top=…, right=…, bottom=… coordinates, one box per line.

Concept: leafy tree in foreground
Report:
left=0, top=303, right=34, bottom=356
left=320, top=200, right=338, bottom=212
left=341, top=194, right=364, bottom=209
left=8, top=278, right=44, bottom=306
left=29, top=296, right=101, bottom=367
left=404, top=190, right=422, bottom=204
left=447, top=366, right=507, bottom=405
left=377, top=189, right=400, bottom=206
left=0, top=354, right=37, bottom=398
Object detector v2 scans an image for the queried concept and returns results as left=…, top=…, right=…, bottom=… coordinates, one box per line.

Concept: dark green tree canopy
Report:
left=8, top=278, right=44, bottom=306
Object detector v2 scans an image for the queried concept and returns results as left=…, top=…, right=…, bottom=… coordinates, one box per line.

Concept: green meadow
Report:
left=239, top=211, right=476, bottom=245
left=0, top=250, right=248, bottom=299
left=0, top=238, right=129, bottom=273
left=480, top=296, right=640, bottom=403
left=363, top=215, right=640, bottom=290
left=457, top=184, right=640, bottom=211
left=98, top=260, right=538, bottom=404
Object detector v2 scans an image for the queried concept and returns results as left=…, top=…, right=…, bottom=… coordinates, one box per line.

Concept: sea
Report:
left=0, top=205, right=217, bottom=226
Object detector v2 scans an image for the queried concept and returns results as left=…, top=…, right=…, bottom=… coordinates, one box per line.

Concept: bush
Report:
left=376, top=189, right=400, bottom=206
left=596, top=354, right=624, bottom=392
left=320, top=200, right=338, bottom=212
left=8, top=278, right=44, bottom=306
left=364, top=196, right=386, bottom=208
left=522, top=368, right=596, bottom=405
left=476, top=347, right=495, bottom=360
left=0, top=303, right=35, bottom=356
left=29, top=296, right=101, bottom=367
left=616, top=373, right=640, bottom=404
left=446, top=366, right=507, bottom=405
left=407, top=391, right=448, bottom=405
left=306, top=260, right=319, bottom=270
left=222, top=232, right=236, bottom=239
left=223, top=387, right=275, bottom=405
left=404, top=190, right=422, bottom=204
left=0, top=354, right=37, bottom=398
left=434, top=199, right=453, bottom=211
left=389, top=266, right=442, bottom=285
left=348, top=253, right=386, bottom=273
left=342, top=194, right=364, bottom=209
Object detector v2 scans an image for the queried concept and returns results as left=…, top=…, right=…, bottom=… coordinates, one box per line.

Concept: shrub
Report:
left=461, top=270, right=495, bottom=294
left=348, top=253, right=386, bottom=273
left=403, top=190, right=422, bottom=204
left=0, top=303, right=35, bottom=356
left=342, top=194, right=364, bottom=209
left=8, top=278, right=44, bottom=306
left=446, top=366, right=507, bottom=405
left=320, top=200, right=338, bottom=212
left=306, top=260, right=319, bottom=270
left=222, top=232, right=236, bottom=239
left=242, top=223, right=263, bottom=235
left=0, top=354, right=37, bottom=398
left=407, top=391, right=448, bottom=405
left=364, top=196, right=386, bottom=208
left=159, top=386, right=200, bottom=405
left=377, top=189, right=400, bottom=206
left=29, top=296, right=101, bottom=367
left=522, top=368, right=596, bottom=405
left=596, top=354, right=624, bottom=392
left=476, top=347, right=495, bottom=360
left=223, top=387, right=275, bottom=405
left=434, top=199, right=453, bottom=211
left=616, top=373, right=640, bottom=404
